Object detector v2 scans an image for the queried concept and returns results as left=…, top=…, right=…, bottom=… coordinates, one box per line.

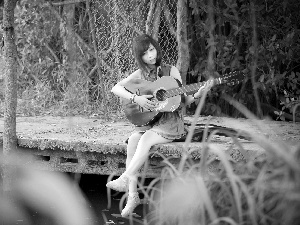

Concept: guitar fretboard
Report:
left=165, top=77, right=222, bottom=98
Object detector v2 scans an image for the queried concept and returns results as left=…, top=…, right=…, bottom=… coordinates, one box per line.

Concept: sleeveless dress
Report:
left=136, top=64, right=187, bottom=140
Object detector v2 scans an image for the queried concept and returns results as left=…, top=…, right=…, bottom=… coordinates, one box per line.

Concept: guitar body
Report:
left=122, top=76, right=182, bottom=126
left=122, top=70, right=244, bottom=126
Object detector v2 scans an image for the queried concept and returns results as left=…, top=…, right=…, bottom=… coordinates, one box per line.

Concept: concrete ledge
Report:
left=1, top=116, right=299, bottom=177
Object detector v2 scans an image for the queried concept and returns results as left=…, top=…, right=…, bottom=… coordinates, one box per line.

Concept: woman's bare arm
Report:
left=111, top=70, right=156, bottom=110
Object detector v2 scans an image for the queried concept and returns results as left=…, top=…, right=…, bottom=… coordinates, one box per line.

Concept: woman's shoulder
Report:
left=127, top=69, right=143, bottom=79
left=161, top=63, right=179, bottom=72
left=117, top=69, right=142, bottom=85
left=161, top=63, right=172, bottom=69
left=163, top=64, right=181, bottom=82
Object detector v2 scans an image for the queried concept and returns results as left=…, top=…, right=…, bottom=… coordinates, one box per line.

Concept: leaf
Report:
left=249, top=46, right=255, bottom=54
left=259, top=75, right=264, bottom=82
left=280, top=115, right=285, bottom=121
left=285, top=98, right=290, bottom=103
left=232, top=25, right=239, bottom=31
left=225, top=41, right=233, bottom=46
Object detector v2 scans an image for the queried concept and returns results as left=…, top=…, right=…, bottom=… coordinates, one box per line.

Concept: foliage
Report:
left=1, top=0, right=300, bottom=119
left=1, top=0, right=119, bottom=117
left=188, top=0, right=300, bottom=119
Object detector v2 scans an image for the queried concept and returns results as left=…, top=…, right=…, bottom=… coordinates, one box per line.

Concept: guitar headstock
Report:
left=217, top=71, right=245, bottom=86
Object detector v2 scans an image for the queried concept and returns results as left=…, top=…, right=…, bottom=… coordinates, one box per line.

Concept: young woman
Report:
left=107, top=33, right=213, bottom=217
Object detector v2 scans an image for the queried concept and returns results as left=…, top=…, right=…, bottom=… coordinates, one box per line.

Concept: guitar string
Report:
left=154, top=81, right=205, bottom=100
left=156, top=77, right=237, bottom=100
left=155, top=79, right=212, bottom=99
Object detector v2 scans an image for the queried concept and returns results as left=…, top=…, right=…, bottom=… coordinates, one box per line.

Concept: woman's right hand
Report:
left=134, top=95, right=157, bottom=111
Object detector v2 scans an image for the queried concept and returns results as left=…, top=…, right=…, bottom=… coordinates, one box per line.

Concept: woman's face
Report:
left=141, top=44, right=157, bottom=65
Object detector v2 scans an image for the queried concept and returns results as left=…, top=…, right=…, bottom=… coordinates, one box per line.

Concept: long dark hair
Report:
left=132, top=34, right=162, bottom=73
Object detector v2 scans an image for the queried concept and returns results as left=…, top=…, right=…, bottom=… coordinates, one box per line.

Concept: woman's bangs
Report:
left=138, top=39, right=151, bottom=56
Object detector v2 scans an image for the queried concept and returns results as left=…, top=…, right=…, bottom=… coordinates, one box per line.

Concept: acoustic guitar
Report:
left=122, top=71, right=244, bottom=126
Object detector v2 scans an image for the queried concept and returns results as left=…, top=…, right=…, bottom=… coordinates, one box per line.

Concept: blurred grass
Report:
left=114, top=94, right=300, bottom=225
left=0, top=154, right=96, bottom=225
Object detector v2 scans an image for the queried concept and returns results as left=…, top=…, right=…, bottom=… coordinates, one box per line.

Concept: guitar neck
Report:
left=166, top=77, right=222, bottom=98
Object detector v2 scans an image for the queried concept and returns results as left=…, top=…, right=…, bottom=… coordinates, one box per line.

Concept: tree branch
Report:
left=51, top=0, right=86, bottom=6
left=250, top=2, right=262, bottom=118
left=163, top=1, right=176, bottom=38
left=87, top=0, right=108, bottom=117
left=17, top=57, right=40, bottom=84
left=176, top=0, right=190, bottom=85
left=206, top=0, right=215, bottom=75
left=44, top=42, right=60, bottom=63
left=117, top=8, right=142, bottom=35
left=43, top=1, right=112, bottom=71
left=146, top=0, right=162, bottom=39
left=88, top=64, right=98, bottom=77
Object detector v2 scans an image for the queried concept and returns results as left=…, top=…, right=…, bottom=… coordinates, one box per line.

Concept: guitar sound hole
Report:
left=156, top=89, right=167, bottom=101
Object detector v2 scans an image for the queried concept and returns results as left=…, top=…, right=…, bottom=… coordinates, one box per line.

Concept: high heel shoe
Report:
left=106, top=175, right=129, bottom=192
left=121, top=192, right=141, bottom=217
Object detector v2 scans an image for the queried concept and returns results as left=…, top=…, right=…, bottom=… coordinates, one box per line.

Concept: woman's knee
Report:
left=128, top=132, right=143, bottom=144
left=127, top=132, right=142, bottom=156
left=139, top=130, right=170, bottom=147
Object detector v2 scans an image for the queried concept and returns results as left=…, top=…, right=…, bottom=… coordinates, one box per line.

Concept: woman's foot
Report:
left=106, top=175, right=129, bottom=192
left=121, top=192, right=141, bottom=217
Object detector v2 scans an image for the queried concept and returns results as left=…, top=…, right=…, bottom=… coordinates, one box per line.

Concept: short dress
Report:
left=135, top=64, right=187, bottom=140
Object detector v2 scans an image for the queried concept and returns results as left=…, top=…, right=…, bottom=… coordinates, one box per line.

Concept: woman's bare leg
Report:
left=107, top=130, right=172, bottom=216
left=126, top=132, right=142, bottom=194
left=124, top=130, right=172, bottom=177
left=106, top=132, right=141, bottom=192
left=121, top=130, right=171, bottom=217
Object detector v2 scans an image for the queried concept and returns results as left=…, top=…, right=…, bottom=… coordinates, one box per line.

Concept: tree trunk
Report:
left=176, top=0, right=190, bottom=86
left=146, top=0, right=162, bottom=40
left=250, top=2, right=262, bottom=118
left=61, top=1, right=76, bottom=81
left=207, top=0, right=215, bottom=76
left=2, top=0, right=18, bottom=191
left=163, top=1, right=176, bottom=39
left=86, top=0, right=108, bottom=119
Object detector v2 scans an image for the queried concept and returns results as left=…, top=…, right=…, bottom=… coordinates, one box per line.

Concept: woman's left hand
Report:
left=194, top=79, right=214, bottom=99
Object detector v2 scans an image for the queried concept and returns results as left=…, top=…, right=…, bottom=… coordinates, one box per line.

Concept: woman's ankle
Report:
left=122, top=172, right=137, bottom=181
